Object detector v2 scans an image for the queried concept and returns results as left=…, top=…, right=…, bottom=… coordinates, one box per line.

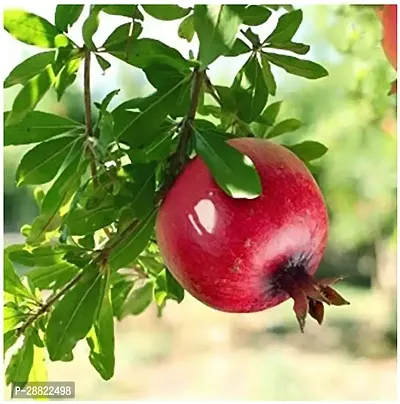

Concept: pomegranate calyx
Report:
left=276, top=269, right=350, bottom=333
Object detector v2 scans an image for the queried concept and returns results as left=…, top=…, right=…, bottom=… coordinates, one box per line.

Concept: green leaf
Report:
left=233, top=56, right=268, bottom=123
left=4, top=51, right=56, bottom=88
left=98, top=110, right=115, bottom=149
left=194, top=128, right=262, bottom=199
left=5, top=65, right=57, bottom=126
left=123, top=163, right=156, bottom=219
left=66, top=206, right=116, bottom=235
left=27, top=141, right=87, bottom=246
left=260, top=53, right=277, bottom=96
left=225, top=38, right=251, bottom=57
left=4, top=111, right=82, bottom=146
left=4, top=303, right=25, bottom=333
left=257, top=101, right=283, bottom=126
left=109, top=210, right=156, bottom=271
left=97, top=89, right=120, bottom=112
left=82, top=6, right=101, bottom=50
left=55, top=5, right=84, bottom=32
left=4, top=330, right=19, bottom=358
left=26, top=263, right=80, bottom=290
left=265, top=9, right=303, bottom=44
left=45, top=266, right=103, bottom=361
left=9, top=245, right=65, bottom=267
left=242, top=28, right=260, bottom=46
left=286, top=141, right=328, bottom=161
left=87, top=272, right=115, bottom=380
left=6, top=331, right=34, bottom=387
left=194, top=5, right=244, bottom=67
left=4, top=9, right=70, bottom=48
left=29, top=341, right=48, bottom=384
left=16, top=136, right=76, bottom=186
left=143, top=63, right=186, bottom=91
left=115, top=77, right=190, bottom=144
left=102, top=5, right=143, bottom=19
left=143, top=5, right=191, bottom=20
left=267, top=41, right=310, bottom=55
left=266, top=118, right=302, bottom=138
left=119, top=282, right=154, bottom=319
left=4, top=248, right=35, bottom=300
left=107, top=38, right=191, bottom=72
left=102, top=22, right=142, bottom=49
left=263, top=52, right=329, bottom=79
left=242, top=5, right=272, bottom=26
left=54, top=53, right=83, bottom=101
left=95, top=54, right=111, bottom=72
left=178, top=14, right=195, bottom=42
left=155, top=269, right=184, bottom=305
left=111, top=279, right=135, bottom=318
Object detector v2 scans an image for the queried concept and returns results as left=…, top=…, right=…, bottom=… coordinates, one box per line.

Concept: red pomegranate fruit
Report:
left=156, top=138, right=349, bottom=331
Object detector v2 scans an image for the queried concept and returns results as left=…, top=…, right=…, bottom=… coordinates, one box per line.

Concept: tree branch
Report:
left=16, top=271, right=85, bottom=337
left=154, top=68, right=204, bottom=202
left=84, top=47, right=99, bottom=188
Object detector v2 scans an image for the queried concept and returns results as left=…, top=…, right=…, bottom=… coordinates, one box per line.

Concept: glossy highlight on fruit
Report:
left=156, top=138, right=349, bottom=331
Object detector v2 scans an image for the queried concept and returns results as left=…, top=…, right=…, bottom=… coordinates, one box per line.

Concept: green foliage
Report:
left=3, top=3, right=334, bottom=385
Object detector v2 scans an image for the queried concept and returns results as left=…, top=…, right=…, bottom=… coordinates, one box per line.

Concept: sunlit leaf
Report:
left=194, top=127, right=262, bottom=199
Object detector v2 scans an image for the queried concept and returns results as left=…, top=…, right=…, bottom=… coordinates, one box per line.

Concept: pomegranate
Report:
left=377, top=5, right=397, bottom=93
left=156, top=138, right=349, bottom=331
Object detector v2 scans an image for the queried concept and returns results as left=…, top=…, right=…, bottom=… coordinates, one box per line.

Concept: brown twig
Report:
left=84, top=47, right=100, bottom=188
left=154, top=68, right=204, bottom=202
left=16, top=271, right=85, bottom=337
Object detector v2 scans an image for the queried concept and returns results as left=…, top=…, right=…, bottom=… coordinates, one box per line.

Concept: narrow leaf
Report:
left=82, top=6, right=101, bottom=50
left=55, top=5, right=84, bottom=32
left=194, top=128, right=262, bottom=199
left=286, top=141, right=328, bottom=161
left=265, top=9, right=303, bottom=44
left=268, top=41, right=310, bottom=55
left=266, top=118, right=302, bottom=138
left=4, top=9, right=70, bottom=48
left=233, top=56, right=268, bottom=123
left=119, top=282, right=154, bottom=319
left=95, top=54, right=111, bottom=72
left=4, top=51, right=56, bottom=88
left=178, top=14, right=195, bottom=42
left=5, top=64, right=57, bottom=126
left=109, top=210, right=156, bottom=271
left=4, top=330, right=19, bottom=358
left=26, top=263, right=80, bottom=290
left=4, top=111, right=82, bottom=146
left=4, top=248, right=35, bottom=300
left=102, top=5, right=143, bottom=19
left=87, top=273, right=115, bottom=380
left=54, top=54, right=83, bottom=101
left=257, top=101, right=283, bottom=126
left=16, top=136, right=76, bottom=186
left=260, top=53, right=277, bottom=95
left=6, top=331, right=34, bottom=388
left=66, top=206, right=116, bottom=235
left=45, top=266, right=103, bottom=361
left=102, top=23, right=142, bottom=49
left=142, top=5, right=191, bottom=21
left=194, top=5, right=244, bottom=67
left=107, top=38, right=191, bottom=72
left=242, top=5, right=272, bottom=26
left=263, top=52, right=329, bottom=79
left=225, top=38, right=251, bottom=57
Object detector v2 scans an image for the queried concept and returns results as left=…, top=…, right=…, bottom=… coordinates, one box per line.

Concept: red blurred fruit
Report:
left=156, top=138, right=349, bottom=332
left=377, top=5, right=397, bottom=93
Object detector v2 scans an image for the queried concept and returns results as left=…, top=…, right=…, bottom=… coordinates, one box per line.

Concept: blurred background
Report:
left=3, top=4, right=397, bottom=401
